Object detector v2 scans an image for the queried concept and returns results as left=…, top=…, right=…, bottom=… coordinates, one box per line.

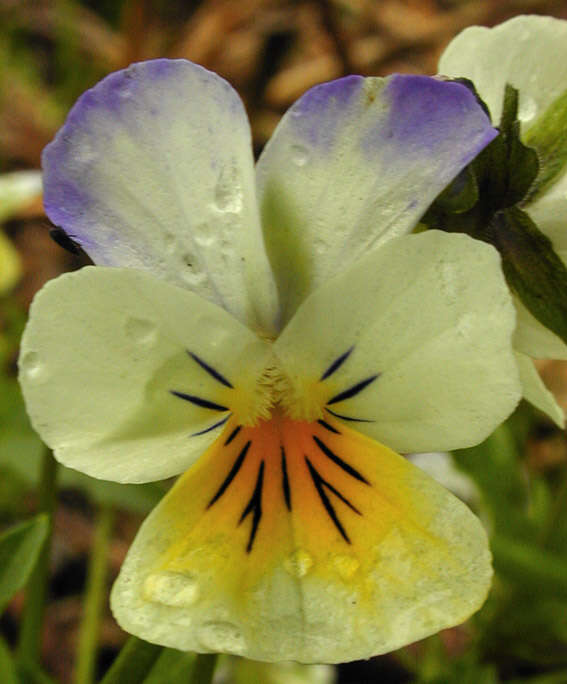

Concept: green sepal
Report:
left=0, top=515, right=48, bottom=614
left=422, top=84, right=539, bottom=232
left=428, top=165, right=479, bottom=214
left=476, top=84, right=539, bottom=210
left=525, top=85, right=567, bottom=200
left=488, top=206, right=567, bottom=346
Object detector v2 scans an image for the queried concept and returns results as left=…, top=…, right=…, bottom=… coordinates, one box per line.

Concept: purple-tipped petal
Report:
left=42, top=59, right=278, bottom=334
left=256, top=74, right=497, bottom=324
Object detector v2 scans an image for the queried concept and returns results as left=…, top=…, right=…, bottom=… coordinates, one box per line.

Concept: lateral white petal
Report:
left=274, top=232, right=521, bottom=453
left=19, top=267, right=271, bottom=483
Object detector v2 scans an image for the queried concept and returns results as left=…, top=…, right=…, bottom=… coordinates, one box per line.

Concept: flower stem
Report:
left=189, top=653, right=218, bottom=684
left=17, top=447, right=58, bottom=668
left=100, top=637, right=162, bottom=684
left=74, top=504, right=114, bottom=684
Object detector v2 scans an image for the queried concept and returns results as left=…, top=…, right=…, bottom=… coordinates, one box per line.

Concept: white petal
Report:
left=256, top=74, right=496, bottom=322
left=42, top=60, right=278, bottom=334
left=274, top=231, right=521, bottom=453
left=19, top=267, right=271, bottom=483
left=516, top=352, right=565, bottom=427
left=438, top=15, right=567, bottom=128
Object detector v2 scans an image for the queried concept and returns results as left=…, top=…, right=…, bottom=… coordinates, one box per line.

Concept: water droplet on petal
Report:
left=284, top=549, right=313, bottom=578
left=213, top=163, right=243, bottom=213
left=290, top=144, right=309, bottom=167
left=143, top=571, right=199, bottom=607
left=125, top=318, right=157, bottom=346
left=518, top=95, right=537, bottom=123
left=198, top=621, right=246, bottom=654
left=334, top=554, right=360, bottom=580
left=194, top=223, right=215, bottom=248
left=20, top=351, right=44, bottom=380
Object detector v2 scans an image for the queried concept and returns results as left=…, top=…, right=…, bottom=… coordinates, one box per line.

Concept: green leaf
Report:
left=525, top=85, right=567, bottom=200
left=452, top=423, right=530, bottom=536
left=100, top=637, right=162, bottom=684
left=488, top=206, right=567, bottom=346
left=143, top=649, right=196, bottom=683
left=491, top=534, right=567, bottom=601
left=0, top=515, right=48, bottom=614
left=0, top=636, right=18, bottom=684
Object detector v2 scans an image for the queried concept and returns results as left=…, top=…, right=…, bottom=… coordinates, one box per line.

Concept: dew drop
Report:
left=213, top=163, right=243, bottom=213
left=198, top=621, right=246, bottom=654
left=194, top=223, right=215, bottom=248
left=290, top=144, right=309, bottom=167
left=284, top=549, right=313, bottom=578
left=143, top=571, right=200, bottom=607
left=125, top=317, right=157, bottom=345
left=334, top=554, right=360, bottom=580
left=518, top=95, right=537, bottom=123
left=20, top=351, right=44, bottom=380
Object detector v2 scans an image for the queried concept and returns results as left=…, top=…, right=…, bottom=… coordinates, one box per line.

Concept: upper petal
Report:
left=438, top=15, right=567, bottom=128
left=256, top=74, right=497, bottom=323
left=42, top=59, right=278, bottom=334
left=274, top=231, right=521, bottom=453
left=19, top=267, right=271, bottom=483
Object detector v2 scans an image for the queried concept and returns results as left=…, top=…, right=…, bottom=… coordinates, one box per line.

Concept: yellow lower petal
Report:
left=111, top=412, right=492, bottom=663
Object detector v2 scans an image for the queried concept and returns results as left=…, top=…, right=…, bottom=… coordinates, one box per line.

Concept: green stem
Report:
left=74, top=505, right=115, bottom=684
left=100, top=637, right=162, bottom=684
left=190, top=654, right=218, bottom=684
left=17, top=448, right=58, bottom=667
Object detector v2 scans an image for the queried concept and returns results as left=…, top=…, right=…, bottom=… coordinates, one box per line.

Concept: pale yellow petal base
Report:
left=111, top=413, right=492, bottom=663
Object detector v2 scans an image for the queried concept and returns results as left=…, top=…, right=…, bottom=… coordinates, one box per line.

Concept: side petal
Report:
left=42, top=59, right=278, bottom=334
left=19, top=267, right=271, bottom=483
left=438, top=16, right=567, bottom=128
left=516, top=352, right=565, bottom=428
left=273, top=231, right=521, bottom=453
left=111, top=414, right=491, bottom=663
left=256, top=74, right=496, bottom=323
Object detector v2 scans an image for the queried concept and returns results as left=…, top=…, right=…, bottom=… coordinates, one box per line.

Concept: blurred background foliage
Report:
left=1, top=0, right=567, bottom=682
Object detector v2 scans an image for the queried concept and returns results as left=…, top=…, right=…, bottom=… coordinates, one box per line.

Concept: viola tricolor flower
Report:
left=19, top=60, right=521, bottom=662
left=439, top=15, right=567, bottom=426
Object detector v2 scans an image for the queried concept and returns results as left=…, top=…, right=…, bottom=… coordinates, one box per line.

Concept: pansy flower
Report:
left=19, top=60, right=521, bottom=663
left=439, top=15, right=567, bottom=426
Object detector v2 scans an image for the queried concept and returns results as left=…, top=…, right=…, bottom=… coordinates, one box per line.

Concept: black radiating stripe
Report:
left=313, top=435, right=369, bottom=484
left=325, top=408, right=374, bottom=423
left=320, top=347, right=354, bottom=381
left=207, top=440, right=251, bottom=508
left=239, top=461, right=265, bottom=552
left=305, top=457, right=350, bottom=544
left=191, top=414, right=230, bottom=436
left=187, top=351, right=233, bottom=388
left=327, top=374, right=380, bottom=405
left=224, top=425, right=242, bottom=446
left=170, top=390, right=228, bottom=412
left=317, top=419, right=340, bottom=434
left=281, top=446, right=291, bottom=511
